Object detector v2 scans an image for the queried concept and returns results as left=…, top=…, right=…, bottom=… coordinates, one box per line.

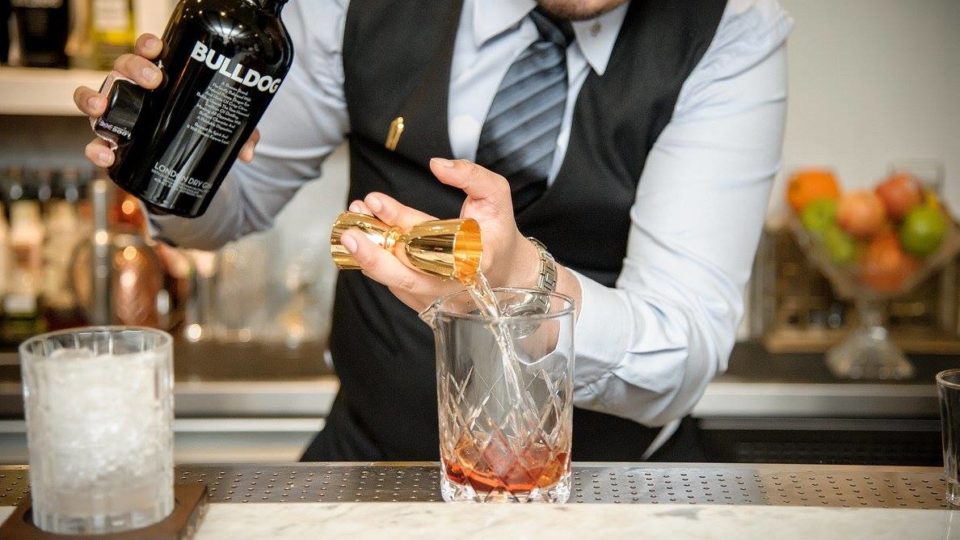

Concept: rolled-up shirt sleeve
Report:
left=572, top=1, right=793, bottom=427
left=149, top=0, right=350, bottom=250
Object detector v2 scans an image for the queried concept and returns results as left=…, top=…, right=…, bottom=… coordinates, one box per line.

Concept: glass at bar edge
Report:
left=938, top=369, right=960, bottom=506
left=20, top=327, right=174, bottom=534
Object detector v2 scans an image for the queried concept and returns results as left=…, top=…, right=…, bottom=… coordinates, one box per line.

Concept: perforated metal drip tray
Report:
left=0, top=463, right=947, bottom=509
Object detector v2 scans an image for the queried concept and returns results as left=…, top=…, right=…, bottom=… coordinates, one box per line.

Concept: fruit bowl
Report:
left=787, top=168, right=960, bottom=380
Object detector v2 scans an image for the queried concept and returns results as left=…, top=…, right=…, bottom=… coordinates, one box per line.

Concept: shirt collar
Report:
left=472, top=0, right=630, bottom=76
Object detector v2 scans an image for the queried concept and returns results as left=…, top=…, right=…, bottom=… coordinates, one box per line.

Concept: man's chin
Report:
left=535, top=0, right=628, bottom=21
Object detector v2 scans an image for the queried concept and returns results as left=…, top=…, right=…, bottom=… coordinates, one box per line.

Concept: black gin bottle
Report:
left=95, top=0, right=293, bottom=218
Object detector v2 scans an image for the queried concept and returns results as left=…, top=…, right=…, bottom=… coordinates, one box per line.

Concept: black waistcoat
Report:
left=311, top=0, right=726, bottom=461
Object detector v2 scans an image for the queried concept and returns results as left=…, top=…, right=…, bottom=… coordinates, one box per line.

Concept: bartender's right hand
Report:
left=73, top=33, right=260, bottom=169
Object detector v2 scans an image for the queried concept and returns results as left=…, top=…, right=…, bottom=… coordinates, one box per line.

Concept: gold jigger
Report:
left=330, top=212, right=482, bottom=284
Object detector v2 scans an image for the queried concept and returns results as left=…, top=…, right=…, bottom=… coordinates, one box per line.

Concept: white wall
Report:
left=775, top=0, right=959, bottom=214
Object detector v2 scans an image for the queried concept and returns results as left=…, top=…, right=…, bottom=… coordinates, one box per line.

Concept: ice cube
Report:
left=26, top=350, right=170, bottom=490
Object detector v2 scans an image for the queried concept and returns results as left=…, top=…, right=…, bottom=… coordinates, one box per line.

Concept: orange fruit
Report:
left=787, top=169, right=840, bottom=213
left=860, top=231, right=919, bottom=292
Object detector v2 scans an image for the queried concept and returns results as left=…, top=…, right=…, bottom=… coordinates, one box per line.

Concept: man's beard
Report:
left=535, top=0, right=628, bottom=21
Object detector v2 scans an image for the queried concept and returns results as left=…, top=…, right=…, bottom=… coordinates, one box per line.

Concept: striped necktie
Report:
left=475, top=9, right=573, bottom=211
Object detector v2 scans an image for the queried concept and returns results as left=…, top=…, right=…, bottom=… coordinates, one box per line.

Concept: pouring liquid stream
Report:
left=465, top=273, right=540, bottom=435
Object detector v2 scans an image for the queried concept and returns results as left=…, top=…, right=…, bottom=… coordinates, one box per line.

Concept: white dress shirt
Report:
left=151, top=0, right=794, bottom=448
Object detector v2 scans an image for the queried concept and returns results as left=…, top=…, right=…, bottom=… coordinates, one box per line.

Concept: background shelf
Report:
left=0, top=68, right=107, bottom=116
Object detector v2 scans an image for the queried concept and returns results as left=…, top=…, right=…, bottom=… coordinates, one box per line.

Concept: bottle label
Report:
left=148, top=164, right=213, bottom=199
left=190, top=42, right=283, bottom=94
left=143, top=41, right=285, bottom=200
left=12, top=243, right=41, bottom=280
left=189, top=80, right=252, bottom=146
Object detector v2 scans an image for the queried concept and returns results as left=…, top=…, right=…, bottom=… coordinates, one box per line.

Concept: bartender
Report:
left=73, top=0, right=792, bottom=462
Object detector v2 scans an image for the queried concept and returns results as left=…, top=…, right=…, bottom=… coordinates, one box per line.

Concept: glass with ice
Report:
left=20, top=327, right=174, bottom=534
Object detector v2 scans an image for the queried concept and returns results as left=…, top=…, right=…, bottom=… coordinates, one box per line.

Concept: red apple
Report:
left=837, top=190, right=887, bottom=238
left=875, top=173, right=923, bottom=220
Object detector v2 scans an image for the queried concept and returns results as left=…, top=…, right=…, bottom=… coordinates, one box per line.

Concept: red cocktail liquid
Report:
left=444, top=432, right=569, bottom=493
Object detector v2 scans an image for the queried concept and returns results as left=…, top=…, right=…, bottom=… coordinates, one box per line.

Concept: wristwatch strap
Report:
left=527, top=237, right=557, bottom=312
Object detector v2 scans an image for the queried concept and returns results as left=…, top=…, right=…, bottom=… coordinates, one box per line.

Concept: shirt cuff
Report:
left=144, top=205, right=180, bottom=246
left=569, top=269, right=634, bottom=388
left=141, top=173, right=244, bottom=251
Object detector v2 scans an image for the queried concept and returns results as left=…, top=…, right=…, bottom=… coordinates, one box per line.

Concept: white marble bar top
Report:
left=2, top=502, right=955, bottom=540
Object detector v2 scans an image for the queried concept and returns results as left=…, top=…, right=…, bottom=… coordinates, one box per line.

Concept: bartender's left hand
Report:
left=340, top=158, right=541, bottom=313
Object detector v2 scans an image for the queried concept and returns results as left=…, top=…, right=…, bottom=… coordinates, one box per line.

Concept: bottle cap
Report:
left=56, top=166, right=79, bottom=202
left=93, top=75, right=146, bottom=149
left=34, top=168, right=54, bottom=203
left=2, top=165, right=25, bottom=203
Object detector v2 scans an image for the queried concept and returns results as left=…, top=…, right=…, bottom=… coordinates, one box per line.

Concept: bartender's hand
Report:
left=341, top=159, right=543, bottom=313
left=72, top=33, right=260, bottom=169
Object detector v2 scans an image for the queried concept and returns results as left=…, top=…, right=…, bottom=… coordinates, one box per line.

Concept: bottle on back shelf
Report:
left=63, top=165, right=95, bottom=230
left=9, top=0, right=70, bottom=68
left=0, top=202, right=9, bottom=308
left=1, top=166, right=25, bottom=204
left=89, top=0, right=134, bottom=70
left=93, top=0, right=294, bottom=218
left=34, top=167, right=54, bottom=208
left=2, top=199, right=46, bottom=343
left=42, top=169, right=89, bottom=330
left=0, top=167, right=18, bottom=332
left=57, top=165, right=88, bottom=207
left=64, top=0, right=91, bottom=68
left=1, top=0, right=11, bottom=65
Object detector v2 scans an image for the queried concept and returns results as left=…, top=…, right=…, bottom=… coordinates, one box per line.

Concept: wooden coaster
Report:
left=0, top=483, right=208, bottom=539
